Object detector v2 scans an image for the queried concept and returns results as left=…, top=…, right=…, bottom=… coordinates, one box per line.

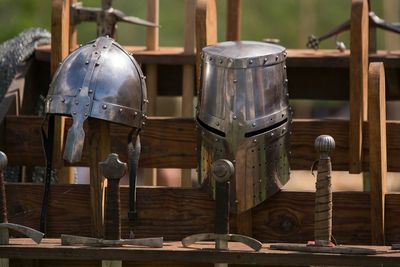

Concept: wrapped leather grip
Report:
left=314, top=135, right=335, bottom=246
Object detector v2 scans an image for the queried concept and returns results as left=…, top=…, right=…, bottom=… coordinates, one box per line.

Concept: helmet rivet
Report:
left=235, top=200, right=239, bottom=204
left=142, top=122, right=146, bottom=126
left=95, top=62, right=100, bottom=67
left=284, top=65, right=287, bottom=69
left=275, top=55, right=279, bottom=61
left=84, top=113, right=88, bottom=117
left=49, top=97, right=52, bottom=102
left=209, top=57, right=213, bottom=61
left=61, top=99, right=65, bottom=103
left=73, top=112, right=77, bottom=115
left=252, top=122, right=256, bottom=127
left=86, top=103, right=89, bottom=106
left=233, top=115, right=237, bottom=120
left=264, top=58, right=268, bottom=64
left=249, top=59, right=253, bottom=65
left=103, top=45, right=107, bottom=49
left=134, top=112, right=138, bottom=116
left=259, top=179, right=262, bottom=183
left=75, top=101, right=79, bottom=105
left=216, top=122, right=220, bottom=126
left=119, top=108, right=123, bottom=113
left=215, top=138, right=219, bottom=142
left=95, top=51, right=98, bottom=55
left=284, top=52, right=287, bottom=57
left=253, top=139, right=257, bottom=143
left=219, top=59, right=223, bottom=64
left=233, top=79, right=237, bottom=83
left=78, top=87, right=82, bottom=91
left=85, top=60, right=89, bottom=64
left=144, top=99, right=149, bottom=103
left=285, top=79, right=289, bottom=83
left=271, top=133, right=274, bottom=137
left=102, top=104, right=107, bottom=110
left=89, top=89, right=93, bottom=93
left=92, top=44, right=96, bottom=47
left=141, top=75, right=146, bottom=80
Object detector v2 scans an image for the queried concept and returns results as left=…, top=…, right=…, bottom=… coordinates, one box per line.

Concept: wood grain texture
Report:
left=6, top=116, right=400, bottom=172
left=349, top=0, right=369, bottom=174
left=226, top=0, right=241, bottom=41
left=2, top=239, right=400, bottom=266
left=4, top=183, right=393, bottom=245
left=368, top=63, right=387, bottom=245
left=88, top=120, right=110, bottom=238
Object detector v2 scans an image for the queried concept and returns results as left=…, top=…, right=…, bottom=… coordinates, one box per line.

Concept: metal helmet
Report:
left=197, top=41, right=291, bottom=214
left=45, top=36, right=147, bottom=162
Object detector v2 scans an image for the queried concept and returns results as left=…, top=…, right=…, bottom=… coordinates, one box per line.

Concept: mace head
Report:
left=0, top=151, right=8, bottom=170
left=315, top=135, right=335, bottom=159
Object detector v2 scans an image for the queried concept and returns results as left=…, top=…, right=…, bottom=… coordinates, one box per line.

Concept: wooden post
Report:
left=144, top=0, right=159, bottom=186
left=349, top=0, right=368, bottom=174
left=226, top=0, right=241, bottom=41
left=181, top=0, right=197, bottom=187
left=51, top=0, right=75, bottom=184
left=195, top=0, right=217, bottom=92
left=69, top=0, right=78, bottom=50
left=88, top=120, right=110, bottom=238
left=368, top=62, right=387, bottom=245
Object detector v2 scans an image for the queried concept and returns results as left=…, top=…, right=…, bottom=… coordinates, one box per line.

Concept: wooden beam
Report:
left=181, top=0, right=197, bottom=187
left=5, top=116, right=400, bottom=172
left=349, top=0, right=369, bottom=173
left=145, top=0, right=159, bottom=186
left=226, top=0, right=241, bottom=41
left=368, top=62, right=387, bottom=245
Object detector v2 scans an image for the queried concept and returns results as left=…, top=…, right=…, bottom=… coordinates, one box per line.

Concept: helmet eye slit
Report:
left=245, top=118, right=288, bottom=138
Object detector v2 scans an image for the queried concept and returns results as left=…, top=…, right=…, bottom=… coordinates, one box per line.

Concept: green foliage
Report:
left=0, top=0, right=396, bottom=49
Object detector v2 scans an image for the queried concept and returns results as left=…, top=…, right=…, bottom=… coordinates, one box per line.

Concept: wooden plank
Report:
left=144, top=0, right=160, bottom=186
left=349, top=0, right=369, bottom=174
left=368, top=62, right=387, bottom=245
left=226, top=0, right=241, bottom=41
left=2, top=239, right=400, bottom=266
left=88, top=120, right=110, bottom=238
left=51, top=0, right=74, bottom=183
left=181, top=0, right=197, bottom=187
left=3, top=183, right=387, bottom=244
left=195, top=0, right=217, bottom=91
left=5, top=116, right=400, bottom=172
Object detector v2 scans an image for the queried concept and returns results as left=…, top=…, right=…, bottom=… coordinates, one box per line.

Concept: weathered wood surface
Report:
left=5, top=183, right=400, bottom=244
left=349, top=0, right=369, bottom=174
left=2, top=238, right=400, bottom=266
left=226, top=0, right=241, bottom=41
left=4, top=116, right=400, bottom=172
left=368, top=63, right=387, bottom=245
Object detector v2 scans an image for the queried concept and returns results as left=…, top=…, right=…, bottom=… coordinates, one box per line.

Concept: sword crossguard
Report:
left=181, top=233, right=262, bottom=251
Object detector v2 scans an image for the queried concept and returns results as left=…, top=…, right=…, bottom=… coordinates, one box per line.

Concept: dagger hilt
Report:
left=99, top=153, right=127, bottom=240
left=314, top=135, right=335, bottom=246
left=0, top=152, right=7, bottom=224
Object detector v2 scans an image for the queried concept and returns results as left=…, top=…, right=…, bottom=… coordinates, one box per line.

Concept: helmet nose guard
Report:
left=45, top=36, right=148, bottom=163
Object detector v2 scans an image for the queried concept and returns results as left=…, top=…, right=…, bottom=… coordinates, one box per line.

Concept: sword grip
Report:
left=99, top=154, right=127, bottom=240
left=0, top=152, right=7, bottom=223
left=314, top=135, right=335, bottom=246
left=105, top=178, right=121, bottom=240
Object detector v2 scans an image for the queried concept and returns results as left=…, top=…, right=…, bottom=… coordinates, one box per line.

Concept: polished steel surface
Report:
left=197, top=41, right=290, bottom=213
left=45, top=36, right=147, bottom=162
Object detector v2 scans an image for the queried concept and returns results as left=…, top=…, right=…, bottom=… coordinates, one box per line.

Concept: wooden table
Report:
left=2, top=238, right=400, bottom=266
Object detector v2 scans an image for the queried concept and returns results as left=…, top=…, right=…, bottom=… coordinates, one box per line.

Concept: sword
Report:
left=61, top=153, right=163, bottom=248
left=182, top=159, right=262, bottom=267
left=0, top=151, right=44, bottom=266
left=270, top=135, right=378, bottom=255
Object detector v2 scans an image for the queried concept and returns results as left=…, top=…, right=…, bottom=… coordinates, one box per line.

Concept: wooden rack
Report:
left=1, top=0, right=400, bottom=266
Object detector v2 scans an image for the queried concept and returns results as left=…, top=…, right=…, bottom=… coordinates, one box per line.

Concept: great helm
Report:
left=197, top=41, right=291, bottom=214
left=45, top=36, right=147, bottom=162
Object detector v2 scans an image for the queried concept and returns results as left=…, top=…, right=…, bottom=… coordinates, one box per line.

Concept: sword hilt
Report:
left=99, top=153, right=127, bottom=240
left=313, top=135, right=335, bottom=246
left=0, top=152, right=7, bottom=223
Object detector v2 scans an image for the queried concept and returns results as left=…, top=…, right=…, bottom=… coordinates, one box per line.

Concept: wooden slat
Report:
left=2, top=239, right=400, bottom=266
left=226, top=0, right=241, bottom=41
left=368, top=62, right=387, bottom=245
left=349, top=0, right=369, bottom=173
left=5, top=116, right=400, bottom=172
left=6, top=183, right=400, bottom=245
